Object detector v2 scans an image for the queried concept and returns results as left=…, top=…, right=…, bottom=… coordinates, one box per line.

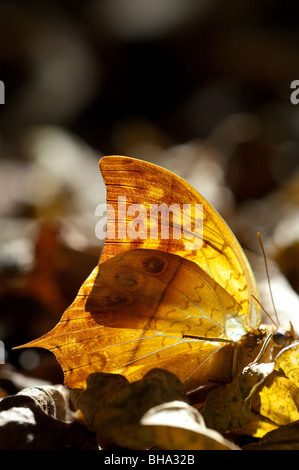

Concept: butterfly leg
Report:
left=231, top=341, right=238, bottom=380
left=248, top=333, right=273, bottom=366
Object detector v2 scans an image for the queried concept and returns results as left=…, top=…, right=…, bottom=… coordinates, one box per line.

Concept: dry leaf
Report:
left=71, top=368, right=188, bottom=449
left=243, top=421, right=299, bottom=450
left=249, top=341, right=299, bottom=437
left=255, top=375, right=299, bottom=427
left=274, top=340, right=299, bottom=387
left=203, top=342, right=299, bottom=440
left=202, top=361, right=274, bottom=433
left=0, top=384, right=97, bottom=449
left=141, top=401, right=239, bottom=450
left=71, top=368, right=238, bottom=450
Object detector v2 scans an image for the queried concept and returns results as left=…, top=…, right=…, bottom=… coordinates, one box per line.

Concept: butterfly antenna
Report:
left=257, top=232, right=280, bottom=326
left=252, top=294, right=279, bottom=329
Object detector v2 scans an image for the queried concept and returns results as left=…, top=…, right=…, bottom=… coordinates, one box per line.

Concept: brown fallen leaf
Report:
left=71, top=368, right=188, bottom=449
left=274, top=340, right=299, bottom=387
left=250, top=341, right=299, bottom=437
left=71, top=368, right=238, bottom=449
left=202, top=340, right=299, bottom=440
left=0, top=384, right=97, bottom=449
left=141, top=400, right=239, bottom=450
left=201, top=340, right=299, bottom=440
left=243, top=420, right=299, bottom=450
left=202, top=361, right=274, bottom=434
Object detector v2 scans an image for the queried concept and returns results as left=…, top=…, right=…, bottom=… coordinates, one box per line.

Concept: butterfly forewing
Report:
left=99, top=156, right=260, bottom=327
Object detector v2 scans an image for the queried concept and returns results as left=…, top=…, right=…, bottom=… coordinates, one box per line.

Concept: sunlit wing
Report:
left=15, top=156, right=261, bottom=391
left=20, top=249, right=249, bottom=390
left=99, top=156, right=260, bottom=327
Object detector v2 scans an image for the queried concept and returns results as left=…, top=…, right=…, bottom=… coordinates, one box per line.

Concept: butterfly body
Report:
left=15, top=156, right=294, bottom=392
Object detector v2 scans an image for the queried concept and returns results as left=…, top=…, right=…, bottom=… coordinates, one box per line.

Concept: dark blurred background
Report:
left=1, top=0, right=299, bottom=386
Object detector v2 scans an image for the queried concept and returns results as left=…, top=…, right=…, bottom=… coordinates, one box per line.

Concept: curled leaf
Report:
left=250, top=341, right=299, bottom=436
left=243, top=421, right=299, bottom=450
left=71, top=368, right=189, bottom=449
left=71, top=368, right=238, bottom=449
left=256, top=375, right=299, bottom=426
left=141, top=401, right=239, bottom=450
left=202, top=361, right=274, bottom=433
left=0, top=384, right=96, bottom=450
left=274, top=340, right=299, bottom=387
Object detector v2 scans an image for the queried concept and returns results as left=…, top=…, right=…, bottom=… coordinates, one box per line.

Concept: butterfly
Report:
left=15, top=156, right=295, bottom=392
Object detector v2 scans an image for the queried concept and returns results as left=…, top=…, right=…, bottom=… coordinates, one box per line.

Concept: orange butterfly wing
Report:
left=15, top=156, right=261, bottom=391
left=99, top=156, right=260, bottom=328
